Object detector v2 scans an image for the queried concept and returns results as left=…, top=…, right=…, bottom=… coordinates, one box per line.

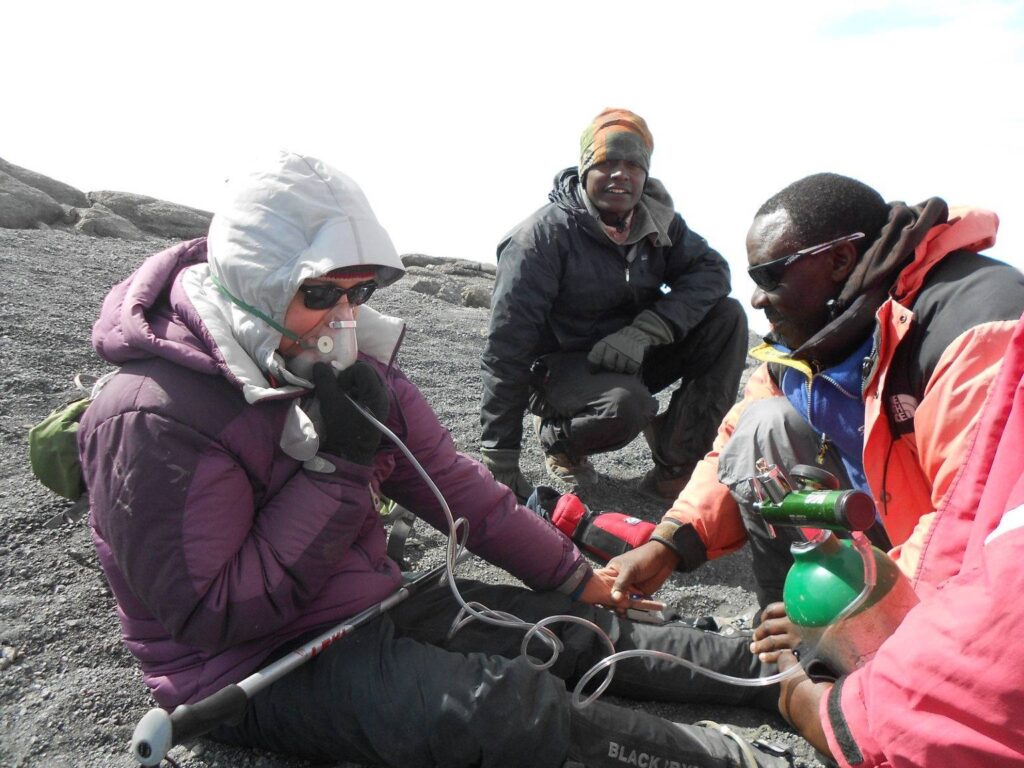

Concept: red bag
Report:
left=550, top=493, right=655, bottom=562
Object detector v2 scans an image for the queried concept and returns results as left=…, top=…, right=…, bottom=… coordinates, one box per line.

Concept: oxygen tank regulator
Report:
left=749, top=461, right=919, bottom=678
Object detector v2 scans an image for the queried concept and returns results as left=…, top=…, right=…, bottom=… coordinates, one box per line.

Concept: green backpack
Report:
left=28, top=373, right=113, bottom=501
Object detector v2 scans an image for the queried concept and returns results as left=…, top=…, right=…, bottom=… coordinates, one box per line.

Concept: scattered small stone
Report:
left=0, top=219, right=811, bottom=766
left=1, top=645, right=20, bottom=670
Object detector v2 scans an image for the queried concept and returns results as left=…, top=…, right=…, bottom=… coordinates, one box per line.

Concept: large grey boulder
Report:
left=74, top=204, right=147, bottom=240
left=0, top=157, right=211, bottom=239
left=462, top=284, right=492, bottom=309
left=87, top=190, right=212, bottom=239
left=0, top=170, right=70, bottom=229
left=401, top=254, right=495, bottom=309
left=0, top=157, right=89, bottom=208
left=403, top=253, right=497, bottom=276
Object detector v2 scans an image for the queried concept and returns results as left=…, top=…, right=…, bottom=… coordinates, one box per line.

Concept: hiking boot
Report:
left=545, top=453, right=599, bottom=487
left=710, top=605, right=760, bottom=637
left=637, top=463, right=694, bottom=501
left=668, top=609, right=757, bottom=638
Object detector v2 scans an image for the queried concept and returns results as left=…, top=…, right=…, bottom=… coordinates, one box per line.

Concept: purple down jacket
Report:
left=79, top=237, right=586, bottom=708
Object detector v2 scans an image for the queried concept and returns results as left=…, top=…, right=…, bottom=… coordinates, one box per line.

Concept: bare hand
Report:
left=602, top=541, right=680, bottom=603
left=750, top=602, right=802, bottom=663
left=777, top=650, right=833, bottom=757
left=579, top=568, right=665, bottom=614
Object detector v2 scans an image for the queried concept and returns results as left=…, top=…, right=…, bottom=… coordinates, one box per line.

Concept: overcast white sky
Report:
left=4, top=1, right=1022, bottom=332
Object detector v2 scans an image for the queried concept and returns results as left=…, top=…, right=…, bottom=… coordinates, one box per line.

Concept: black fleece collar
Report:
left=788, top=197, right=949, bottom=367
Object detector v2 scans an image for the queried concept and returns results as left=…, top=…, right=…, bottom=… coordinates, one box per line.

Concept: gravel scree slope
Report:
left=0, top=228, right=824, bottom=767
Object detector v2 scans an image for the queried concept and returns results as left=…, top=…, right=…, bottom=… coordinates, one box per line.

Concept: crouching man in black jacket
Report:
left=481, top=108, right=747, bottom=502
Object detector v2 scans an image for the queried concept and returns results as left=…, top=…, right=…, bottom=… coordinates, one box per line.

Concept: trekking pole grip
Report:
left=132, top=684, right=248, bottom=766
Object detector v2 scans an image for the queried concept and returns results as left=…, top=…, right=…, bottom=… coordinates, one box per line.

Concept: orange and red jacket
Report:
left=664, top=208, right=1024, bottom=593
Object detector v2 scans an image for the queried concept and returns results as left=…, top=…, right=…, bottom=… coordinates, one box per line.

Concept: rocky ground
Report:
left=0, top=226, right=824, bottom=767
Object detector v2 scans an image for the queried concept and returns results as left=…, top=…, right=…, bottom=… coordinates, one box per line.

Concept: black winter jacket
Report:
left=480, top=168, right=731, bottom=449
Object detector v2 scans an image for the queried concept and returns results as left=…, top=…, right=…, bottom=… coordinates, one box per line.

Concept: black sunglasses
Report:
left=298, top=280, right=378, bottom=310
left=747, top=232, right=865, bottom=291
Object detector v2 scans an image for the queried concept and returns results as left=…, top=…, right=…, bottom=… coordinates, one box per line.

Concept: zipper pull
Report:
left=816, top=434, right=829, bottom=465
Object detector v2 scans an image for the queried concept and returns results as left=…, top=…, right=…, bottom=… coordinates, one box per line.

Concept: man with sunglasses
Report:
left=480, top=108, right=748, bottom=502
left=603, top=172, right=1024, bottom=615
left=77, top=152, right=793, bottom=768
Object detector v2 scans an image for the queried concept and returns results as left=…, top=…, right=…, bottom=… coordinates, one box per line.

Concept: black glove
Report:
left=312, top=361, right=390, bottom=465
left=587, top=309, right=675, bottom=374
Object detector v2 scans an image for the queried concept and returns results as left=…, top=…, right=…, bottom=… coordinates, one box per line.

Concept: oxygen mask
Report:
left=285, top=309, right=359, bottom=380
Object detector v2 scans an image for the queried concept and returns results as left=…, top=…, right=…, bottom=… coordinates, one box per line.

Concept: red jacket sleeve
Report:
left=823, top=313, right=1024, bottom=768
left=823, top=508, right=1024, bottom=768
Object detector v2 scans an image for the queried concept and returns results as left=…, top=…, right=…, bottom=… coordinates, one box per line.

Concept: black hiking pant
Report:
left=212, top=579, right=789, bottom=768
left=532, top=297, right=748, bottom=471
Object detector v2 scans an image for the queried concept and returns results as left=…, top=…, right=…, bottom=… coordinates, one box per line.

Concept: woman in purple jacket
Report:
left=78, top=152, right=787, bottom=768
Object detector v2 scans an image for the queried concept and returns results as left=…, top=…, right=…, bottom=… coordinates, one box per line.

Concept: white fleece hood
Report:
left=183, top=152, right=407, bottom=460
left=203, top=151, right=404, bottom=377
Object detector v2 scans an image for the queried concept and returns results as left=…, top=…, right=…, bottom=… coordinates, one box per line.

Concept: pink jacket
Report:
left=822, top=312, right=1024, bottom=766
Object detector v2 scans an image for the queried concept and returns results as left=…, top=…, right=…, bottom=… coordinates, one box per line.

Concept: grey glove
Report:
left=480, top=447, right=533, bottom=502
left=587, top=309, right=675, bottom=374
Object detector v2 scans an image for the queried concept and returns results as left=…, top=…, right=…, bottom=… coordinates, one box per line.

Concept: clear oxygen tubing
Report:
left=346, top=394, right=799, bottom=706
left=839, top=531, right=877, bottom=622
left=569, top=515, right=882, bottom=707
left=806, top=529, right=877, bottom=660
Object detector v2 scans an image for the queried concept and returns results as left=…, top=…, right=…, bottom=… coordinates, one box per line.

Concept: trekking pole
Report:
left=130, top=557, right=460, bottom=766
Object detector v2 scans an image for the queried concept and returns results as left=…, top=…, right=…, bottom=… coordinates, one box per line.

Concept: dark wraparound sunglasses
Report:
left=299, top=280, right=378, bottom=310
left=747, top=232, right=865, bottom=291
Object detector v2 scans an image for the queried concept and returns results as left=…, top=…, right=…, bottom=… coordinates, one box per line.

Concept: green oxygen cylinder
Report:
left=784, top=531, right=865, bottom=627
left=783, top=531, right=919, bottom=676
left=749, top=462, right=920, bottom=677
